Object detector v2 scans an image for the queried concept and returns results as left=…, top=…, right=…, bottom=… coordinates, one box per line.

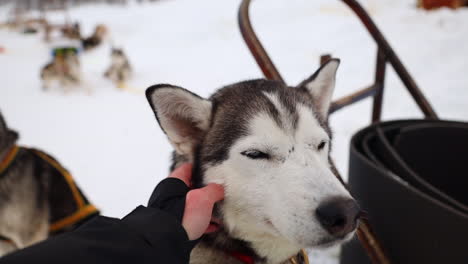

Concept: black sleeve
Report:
left=0, top=178, right=197, bottom=264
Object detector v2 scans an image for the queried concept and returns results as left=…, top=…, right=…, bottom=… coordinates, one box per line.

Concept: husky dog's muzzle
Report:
left=315, top=196, right=361, bottom=240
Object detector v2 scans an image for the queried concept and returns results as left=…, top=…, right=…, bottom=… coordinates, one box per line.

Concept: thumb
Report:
left=182, top=184, right=224, bottom=240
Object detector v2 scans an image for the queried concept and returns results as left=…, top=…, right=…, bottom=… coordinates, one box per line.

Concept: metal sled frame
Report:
left=238, top=0, right=439, bottom=263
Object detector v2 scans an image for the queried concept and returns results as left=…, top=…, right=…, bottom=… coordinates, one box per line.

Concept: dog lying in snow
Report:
left=40, top=47, right=82, bottom=92
left=0, top=111, right=98, bottom=257
left=81, top=24, right=108, bottom=51
left=145, top=59, right=361, bottom=264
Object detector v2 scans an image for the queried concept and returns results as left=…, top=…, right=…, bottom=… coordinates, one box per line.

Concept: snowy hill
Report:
left=1, top=0, right=467, bottom=262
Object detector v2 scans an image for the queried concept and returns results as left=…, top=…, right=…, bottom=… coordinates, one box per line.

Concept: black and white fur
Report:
left=146, top=60, right=360, bottom=264
left=104, top=47, right=132, bottom=87
left=0, top=112, right=96, bottom=257
left=0, top=113, right=49, bottom=256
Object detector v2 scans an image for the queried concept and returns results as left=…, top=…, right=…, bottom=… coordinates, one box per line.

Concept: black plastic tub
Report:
left=340, top=120, right=468, bottom=264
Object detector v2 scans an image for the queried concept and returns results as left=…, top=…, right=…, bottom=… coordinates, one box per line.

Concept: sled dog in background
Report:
left=81, top=24, right=108, bottom=51
left=104, top=47, right=132, bottom=88
left=145, top=59, right=361, bottom=264
left=0, top=112, right=98, bottom=257
left=40, top=47, right=82, bottom=92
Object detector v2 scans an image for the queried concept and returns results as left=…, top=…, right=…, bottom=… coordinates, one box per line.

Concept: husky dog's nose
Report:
left=315, top=197, right=360, bottom=237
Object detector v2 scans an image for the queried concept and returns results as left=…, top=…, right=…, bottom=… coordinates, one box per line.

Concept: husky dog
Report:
left=0, top=112, right=98, bottom=257
left=61, top=23, right=82, bottom=41
left=0, top=113, right=48, bottom=256
left=104, top=48, right=132, bottom=88
left=146, top=59, right=361, bottom=264
left=40, top=47, right=81, bottom=91
left=81, top=24, right=108, bottom=51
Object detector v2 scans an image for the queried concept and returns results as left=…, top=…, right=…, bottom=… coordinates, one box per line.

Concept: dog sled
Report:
left=238, top=0, right=467, bottom=263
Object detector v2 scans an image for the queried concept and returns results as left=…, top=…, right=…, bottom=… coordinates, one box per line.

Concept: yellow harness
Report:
left=0, top=146, right=99, bottom=241
left=289, top=249, right=310, bottom=264
left=0, top=145, right=19, bottom=174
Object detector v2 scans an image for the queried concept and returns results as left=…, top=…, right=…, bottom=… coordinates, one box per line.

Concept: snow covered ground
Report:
left=1, top=0, right=467, bottom=262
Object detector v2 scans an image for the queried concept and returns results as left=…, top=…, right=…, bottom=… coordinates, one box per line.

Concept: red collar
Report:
left=227, top=251, right=255, bottom=264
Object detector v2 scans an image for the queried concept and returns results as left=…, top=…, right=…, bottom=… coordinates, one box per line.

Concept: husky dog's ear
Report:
left=0, top=111, right=7, bottom=133
left=146, top=84, right=212, bottom=158
left=298, top=59, right=340, bottom=120
left=0, top=111, right=18, bottom=145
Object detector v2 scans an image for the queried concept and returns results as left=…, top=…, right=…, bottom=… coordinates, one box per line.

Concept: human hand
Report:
left=169, top=163, right=224, bottom=240
left=149, top=163, right=224, bottom=241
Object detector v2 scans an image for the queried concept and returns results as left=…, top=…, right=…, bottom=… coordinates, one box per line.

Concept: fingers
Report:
left=182, top=183, right=225, bottom=240
left=168, top=163, right=192, bottom=186
left=199, top=184, right=224, bottom=204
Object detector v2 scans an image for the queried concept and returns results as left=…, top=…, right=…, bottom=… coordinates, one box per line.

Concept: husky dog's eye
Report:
left=241, top=150, right=270, bottom=160
left=317, top=141, right=327, bottom=150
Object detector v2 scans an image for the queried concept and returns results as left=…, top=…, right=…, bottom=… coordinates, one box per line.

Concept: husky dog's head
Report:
left=146, top=60, right=360, bottom=261
left=111, top=48, right=124, bottom=57
left=0, top=111, right=18, bottom=158
left=110, top=48, right=127, bottom=65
